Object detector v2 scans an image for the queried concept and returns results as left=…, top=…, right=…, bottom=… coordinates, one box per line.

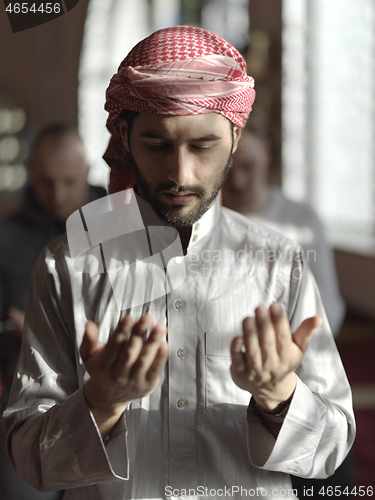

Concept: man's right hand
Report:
left=80, top=313, right=169, bottom=437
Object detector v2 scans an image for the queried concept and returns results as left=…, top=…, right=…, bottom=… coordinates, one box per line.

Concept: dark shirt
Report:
left=0, top=184, right=107, bottom=407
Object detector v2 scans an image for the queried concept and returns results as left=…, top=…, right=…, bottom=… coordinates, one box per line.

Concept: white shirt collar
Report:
left=186, top=197, right=220, bottom=250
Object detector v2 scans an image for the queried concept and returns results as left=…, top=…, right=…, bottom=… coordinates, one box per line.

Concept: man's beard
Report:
left=130, top=151, right=233, bottom=228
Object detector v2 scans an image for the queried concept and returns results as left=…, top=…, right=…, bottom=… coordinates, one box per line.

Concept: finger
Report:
left=255, top=305, right=277, bottom=365
left=8, top=307, right=25, bottom=335
left=102, top=315, right=136, bottom=369
left=127, top=323, right=167, bottom=378
left=114, top=315, right=155, bottom=378
left=242, top=317, right=262, bottom=373
left=293, top=315, right=323, bottom=353
left=269, top=302, right=292, bottom=356
left=80, top=321, right=101, bottom=362
left=8, top=307, right=25, bottom=324
left=130, top=313, right=155, bottom=338
left=146, top=341, right=170, bottom=385
left=111, top=314, right=135, bottom=336
left=109, top=314, right=136, bottom=343
left=230, top=337, right=246, bottom=373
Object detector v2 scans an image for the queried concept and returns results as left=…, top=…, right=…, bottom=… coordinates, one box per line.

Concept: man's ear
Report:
left=118, top=121, right=130, bottom=152
left=232, top=126, right=242, bottom=154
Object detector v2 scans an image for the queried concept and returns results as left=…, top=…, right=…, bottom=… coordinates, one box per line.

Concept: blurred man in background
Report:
left=222, top=123, right=345, bottom=336
left=0, top=123, right=106, bottom=500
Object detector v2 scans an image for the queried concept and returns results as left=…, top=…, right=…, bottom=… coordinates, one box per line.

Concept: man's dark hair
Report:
left=119, top=109, right=140, bottom=143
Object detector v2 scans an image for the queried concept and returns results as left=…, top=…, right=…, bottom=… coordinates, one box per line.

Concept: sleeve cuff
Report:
left=60, top=387, right=129, bottom=483
left=247, top=376, right=324, bottom=472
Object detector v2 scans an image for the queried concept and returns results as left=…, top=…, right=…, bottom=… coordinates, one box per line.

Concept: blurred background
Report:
left=0, top=0, right=374, bottom=492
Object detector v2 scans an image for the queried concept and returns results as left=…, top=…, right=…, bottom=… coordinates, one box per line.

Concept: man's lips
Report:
left=163, top=191, right=198, bottom=205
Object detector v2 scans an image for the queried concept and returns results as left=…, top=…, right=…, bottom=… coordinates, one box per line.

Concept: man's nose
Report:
left=167, top=147, right=194, bottom=186
left=52, top=184, right=67, bottom=205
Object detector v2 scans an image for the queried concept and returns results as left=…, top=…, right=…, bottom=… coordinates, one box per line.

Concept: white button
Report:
left=192, top=234, right=198, bottom=242
left=195, top=223, right=200, bottom=231
left=177, top=348, right=185, bottom=358
left=177, top=398, right=187, bottom=408
left=174, top=299, right=184, bottom=310
left=174, top=256, right=183, bottom=264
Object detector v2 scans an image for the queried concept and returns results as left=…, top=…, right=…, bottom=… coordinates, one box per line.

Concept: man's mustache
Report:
left=157, top=183, right=205, bottom=197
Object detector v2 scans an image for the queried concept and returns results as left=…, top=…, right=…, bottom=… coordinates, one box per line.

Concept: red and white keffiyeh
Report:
left=103, top=25, right=255, bottom=193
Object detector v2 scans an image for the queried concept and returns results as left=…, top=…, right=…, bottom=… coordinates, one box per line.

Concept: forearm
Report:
left=251, top=372, right=296, bottom=412
left=83, top=379, right=130, bottom=438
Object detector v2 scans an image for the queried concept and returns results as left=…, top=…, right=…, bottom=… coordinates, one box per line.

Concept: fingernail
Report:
left=271, top=302, right=282, bottom=316
left=235, top=337, right=243, bottom=349
left=243, top=317, right=255, bottom=330
left=255, top=305, right=267, bottom=318
left=116, top=333, right=126, bottom=343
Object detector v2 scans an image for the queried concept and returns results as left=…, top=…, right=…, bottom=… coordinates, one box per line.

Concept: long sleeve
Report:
left=2, top=242, right=129, bottom=492
left=246, top=262, right=355, bottom=479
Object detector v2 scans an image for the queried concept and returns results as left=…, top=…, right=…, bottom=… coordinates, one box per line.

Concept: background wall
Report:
left=0, top=0, right=374, bottom=320
left=0, top=0, right=89, bottom=134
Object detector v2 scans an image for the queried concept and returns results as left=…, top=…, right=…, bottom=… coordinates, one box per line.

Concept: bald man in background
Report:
left=0, top=123, right=106, bottom=500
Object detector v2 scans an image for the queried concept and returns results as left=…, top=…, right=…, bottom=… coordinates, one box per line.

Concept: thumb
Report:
left=293, top=315, right=323, bottom=353
left=80, top=321, right=100, bottom=362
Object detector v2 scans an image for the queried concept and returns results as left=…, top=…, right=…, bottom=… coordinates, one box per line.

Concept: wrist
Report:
left=83, top=379, right=129, bottom=417
left=83, top=380, right=130, bottom=438
left=253, top=373, right=296, bottom=412
left=253, top=391, right=294, bottom=418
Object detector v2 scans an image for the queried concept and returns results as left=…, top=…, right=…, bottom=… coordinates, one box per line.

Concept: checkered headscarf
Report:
left=103, top=25, right=255, bottom=193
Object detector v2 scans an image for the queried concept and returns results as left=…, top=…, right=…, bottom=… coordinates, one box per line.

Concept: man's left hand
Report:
left=230, top=302, right=322, bottom=412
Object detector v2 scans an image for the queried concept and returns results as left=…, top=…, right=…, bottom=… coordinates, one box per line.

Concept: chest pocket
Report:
left=205, top=332, right=250, bottom=422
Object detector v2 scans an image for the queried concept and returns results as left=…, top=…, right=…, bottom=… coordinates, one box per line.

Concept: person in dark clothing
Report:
left=0, top=123, right=106, bottom=500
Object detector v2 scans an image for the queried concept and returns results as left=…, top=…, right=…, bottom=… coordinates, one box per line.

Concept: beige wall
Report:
left=0, top=0, right=89, bottom=132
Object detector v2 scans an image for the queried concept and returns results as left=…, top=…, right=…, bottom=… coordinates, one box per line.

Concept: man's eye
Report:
left=192, top=144, right=211, bottom=152
left=148, top=142, right=169, bottom=150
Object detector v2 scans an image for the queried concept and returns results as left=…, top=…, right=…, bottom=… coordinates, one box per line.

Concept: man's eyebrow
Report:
left=139, top=131, right=222, bottom=141
left=139, top=131, right=166, bottom=139
left=191, top=134, right=222, bottom=142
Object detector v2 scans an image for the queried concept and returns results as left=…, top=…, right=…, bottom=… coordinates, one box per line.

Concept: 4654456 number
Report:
left=5, top=3, right=61, bottom=14
left=318, top=486, right=373, bottom=497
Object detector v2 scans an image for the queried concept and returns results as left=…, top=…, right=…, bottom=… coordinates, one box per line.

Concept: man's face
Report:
left=29, top=134, right=89, bottom=220
left=120, top=113, right=241, bottom=227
